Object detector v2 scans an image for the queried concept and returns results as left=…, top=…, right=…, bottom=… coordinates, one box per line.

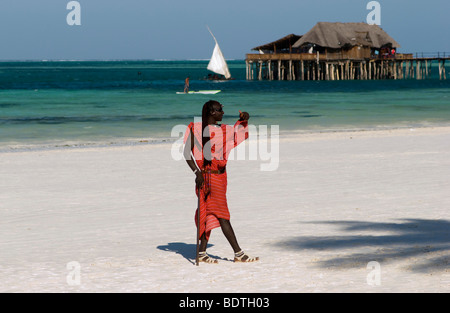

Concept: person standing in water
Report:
left=184, top=77, right=190, bottom=93
left=183, top=100, right=259, bottom=264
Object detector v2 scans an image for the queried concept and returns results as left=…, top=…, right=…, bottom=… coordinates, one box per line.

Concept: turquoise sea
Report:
left=1, top=60, right=449, bottom=150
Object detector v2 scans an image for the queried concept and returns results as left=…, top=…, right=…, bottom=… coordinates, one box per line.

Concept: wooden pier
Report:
left=245, top=53, right=448, bottom=81
left=246, top=23, right=449, bottom=81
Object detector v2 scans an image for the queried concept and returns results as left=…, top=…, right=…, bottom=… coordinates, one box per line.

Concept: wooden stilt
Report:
left=441, top=60, right=446, bottom=80
left=245, top=60, right=249, bottom=80
left=301, top=61, right=304, bottom=81
left=288, top=60, right=292, bottom=81
left=416, top=60, right=421, bottom=80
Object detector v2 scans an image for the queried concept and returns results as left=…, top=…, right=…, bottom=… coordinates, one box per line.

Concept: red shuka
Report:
left=184, top=120, right=249, bottom=240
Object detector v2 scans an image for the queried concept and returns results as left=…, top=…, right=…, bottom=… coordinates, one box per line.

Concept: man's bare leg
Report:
left=219, top=218, right=259, bottom=262
left=218, top=218, right=241, bottom=253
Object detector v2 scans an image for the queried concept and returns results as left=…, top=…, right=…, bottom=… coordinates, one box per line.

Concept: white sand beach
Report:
left=0, top=127, right=449, bottom=293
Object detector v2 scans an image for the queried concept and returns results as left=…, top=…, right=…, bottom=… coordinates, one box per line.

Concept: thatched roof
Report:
left=292, top=22, right=400, bottom=49
left=252, top=34, right=302, bottom=52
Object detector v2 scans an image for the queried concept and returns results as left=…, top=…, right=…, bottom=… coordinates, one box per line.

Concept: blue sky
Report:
left=0, top=0, right=448, bottom=60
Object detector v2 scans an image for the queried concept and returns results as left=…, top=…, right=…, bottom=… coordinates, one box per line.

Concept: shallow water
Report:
left=0, top=60, right=449, bottom=149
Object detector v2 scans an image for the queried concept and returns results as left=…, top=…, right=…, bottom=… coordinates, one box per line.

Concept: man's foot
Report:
left=234, top=250, right=259, bottom=263
left=198, top=252, right=218, bottom=264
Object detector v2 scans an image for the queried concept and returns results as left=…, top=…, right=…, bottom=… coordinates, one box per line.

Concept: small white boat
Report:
left=176, top=90, right=221, bottom=95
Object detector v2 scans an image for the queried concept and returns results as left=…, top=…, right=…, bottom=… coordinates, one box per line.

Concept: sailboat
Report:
left=206, top=26, right=231, bottom=80
left=176, top=27, right=230, bottom=94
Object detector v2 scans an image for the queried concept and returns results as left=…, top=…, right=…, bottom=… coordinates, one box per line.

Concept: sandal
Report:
left=198, top=252, right=218, bottom=264
left=234, top=250, right=259, bottom=263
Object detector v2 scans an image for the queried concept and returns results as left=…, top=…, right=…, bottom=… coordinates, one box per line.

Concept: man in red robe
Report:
left=184, top=100, right=259, bottom=264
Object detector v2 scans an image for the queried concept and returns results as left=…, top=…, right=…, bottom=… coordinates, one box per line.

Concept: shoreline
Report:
left=2, top=124, right=450, bottom=154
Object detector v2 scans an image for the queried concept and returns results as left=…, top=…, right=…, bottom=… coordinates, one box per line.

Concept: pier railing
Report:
left=377, top=52, right=450, bottom=60
left=413, top=52, right=450, bottom=59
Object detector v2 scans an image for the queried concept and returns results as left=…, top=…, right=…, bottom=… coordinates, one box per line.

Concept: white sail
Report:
left=206, top=27, right=231, bottom=79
